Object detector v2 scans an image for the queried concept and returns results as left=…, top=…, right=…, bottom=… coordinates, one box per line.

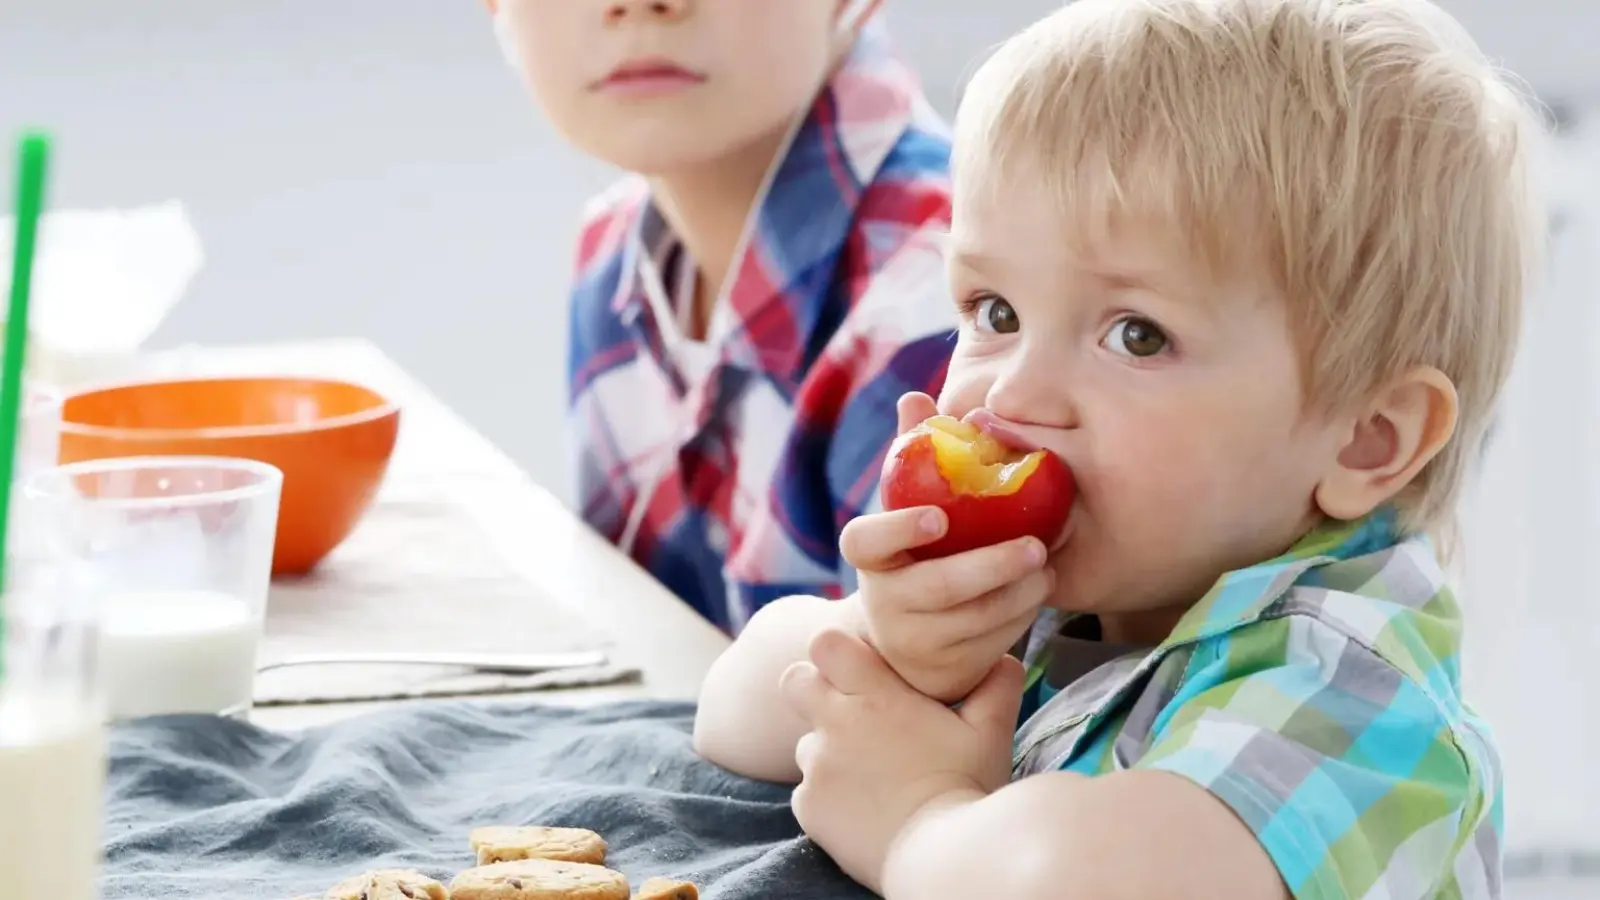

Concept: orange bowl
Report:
left=57, top=376, right=400, bottom=576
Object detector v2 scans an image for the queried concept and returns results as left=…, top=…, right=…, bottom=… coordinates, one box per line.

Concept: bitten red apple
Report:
left=880, top=415, right=1075, bottom=560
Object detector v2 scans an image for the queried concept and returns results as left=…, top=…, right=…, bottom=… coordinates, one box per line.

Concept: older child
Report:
left=694, top=0, right=1545, bottom=896
left=489, top=0, right=955, bottom=632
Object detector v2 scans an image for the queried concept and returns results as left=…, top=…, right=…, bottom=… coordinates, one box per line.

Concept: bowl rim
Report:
left=57, top=375, right=401, bottom=441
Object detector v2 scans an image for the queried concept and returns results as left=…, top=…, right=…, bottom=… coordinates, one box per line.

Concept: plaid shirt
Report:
left=1014, top=510, right=1504, bottom=899
left=565, top=24, right=955, bottom=634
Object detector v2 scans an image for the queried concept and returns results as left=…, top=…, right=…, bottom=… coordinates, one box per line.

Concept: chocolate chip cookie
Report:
left=324, top=869, right=447, bottom=900
left=449, top=859, right=630, bottom=900
left=633, top=877, right=699, bottom=900
left=469, top=825, right=608, bottom=866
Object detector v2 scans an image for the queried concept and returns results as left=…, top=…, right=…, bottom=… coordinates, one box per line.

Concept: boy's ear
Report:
left=1314, top=366, right=1458, bottom=521
left=492, top=1, right=525, bottom=71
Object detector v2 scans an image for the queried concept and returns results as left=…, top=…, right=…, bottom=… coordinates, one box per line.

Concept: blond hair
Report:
left=952, top=0, right=1548, bottom=533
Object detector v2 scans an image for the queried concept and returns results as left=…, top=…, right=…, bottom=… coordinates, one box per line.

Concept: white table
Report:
left=149, top=338, right=731, bottom=731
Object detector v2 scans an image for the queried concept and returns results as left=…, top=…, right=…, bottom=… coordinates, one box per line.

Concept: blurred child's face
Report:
left=495, top=0, right=851, bottom=175
left=941, top=172, right=1348, bottom=640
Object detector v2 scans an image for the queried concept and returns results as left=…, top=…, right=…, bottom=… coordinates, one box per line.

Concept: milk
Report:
left=0, top=688, right=107, bottom=900
left=97, top=589, right=261, bottom=720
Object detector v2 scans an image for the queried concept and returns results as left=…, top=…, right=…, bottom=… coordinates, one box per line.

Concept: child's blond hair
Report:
left=952, top=0, right=1548, bottom=533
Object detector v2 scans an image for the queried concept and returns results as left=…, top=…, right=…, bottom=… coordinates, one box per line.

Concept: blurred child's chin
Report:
left=569, top=126, right=762, bottom=177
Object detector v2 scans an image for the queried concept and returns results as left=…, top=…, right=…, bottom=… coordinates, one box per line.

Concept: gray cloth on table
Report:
left=102, top=700, right=873, bottom=899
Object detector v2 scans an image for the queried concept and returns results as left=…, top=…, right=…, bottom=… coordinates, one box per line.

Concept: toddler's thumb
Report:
left=959, top=655, right=1026, bottom=733
left=895, top=392, right=939, bottom=435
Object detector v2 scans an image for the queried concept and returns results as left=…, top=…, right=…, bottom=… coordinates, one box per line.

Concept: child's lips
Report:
left=961, top=408, right=1045, bottom=453
left=592, top=57, right=707, bottom=95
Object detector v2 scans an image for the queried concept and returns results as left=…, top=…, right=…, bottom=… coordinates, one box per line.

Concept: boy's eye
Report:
left=974, top=296, right=1020, bottom=335
left=1104, top=316, right=1168, bottom=358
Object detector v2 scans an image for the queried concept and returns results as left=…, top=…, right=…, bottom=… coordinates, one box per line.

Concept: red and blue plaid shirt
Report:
left=565, top=24, right=956, bottom=634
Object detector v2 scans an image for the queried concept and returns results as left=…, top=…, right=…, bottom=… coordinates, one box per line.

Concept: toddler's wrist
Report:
left=835, top=592, right=871, bottom=639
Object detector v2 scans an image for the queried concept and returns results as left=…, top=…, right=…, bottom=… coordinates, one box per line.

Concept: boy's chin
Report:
left=571, top=133, right=732, bottom=178
left=573, top=114, right=797, bottom=180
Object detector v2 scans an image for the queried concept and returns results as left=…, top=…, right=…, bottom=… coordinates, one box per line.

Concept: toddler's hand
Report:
left=844, top=394, right=1055, bottom=704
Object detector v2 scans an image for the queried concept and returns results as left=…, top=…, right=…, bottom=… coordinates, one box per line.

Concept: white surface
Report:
left=1455, top=114, right=1600, bottom=861
left=253, top=476, right=635, bottom=705
left=0, top=687, right=107, bottom=900
left=97, top=589, right=259, bottom=720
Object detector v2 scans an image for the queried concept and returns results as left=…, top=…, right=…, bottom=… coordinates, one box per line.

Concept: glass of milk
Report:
left=19, top=456, right=283, bottom=721
left=0, top=569, right=107, bottom=899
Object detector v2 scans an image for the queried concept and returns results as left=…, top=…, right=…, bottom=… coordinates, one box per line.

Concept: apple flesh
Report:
left=880, top=415, right=1076, bottom=560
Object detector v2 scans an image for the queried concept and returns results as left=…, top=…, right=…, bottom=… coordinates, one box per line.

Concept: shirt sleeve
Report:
left=1134, top=615, right=1502, bottom=900
left=765, top=227, right=956, bottom=594
left=564, top=180, right=651, bottom=542
left=826, top=228, right=956, bottom=523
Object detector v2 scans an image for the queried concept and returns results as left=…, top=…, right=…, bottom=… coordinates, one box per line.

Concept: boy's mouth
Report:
left=961, top=408, right=1046, bottom=454
left=593, top=57, right=707, bottom=95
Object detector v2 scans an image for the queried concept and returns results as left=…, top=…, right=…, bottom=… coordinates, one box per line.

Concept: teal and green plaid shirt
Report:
left=1013, top=509, right=1503, bottom=899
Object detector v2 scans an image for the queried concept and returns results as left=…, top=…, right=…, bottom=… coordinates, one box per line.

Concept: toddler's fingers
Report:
left=897, top=537, right=1048, bottom=612
left=915, top=566, right=1054, bottom=645
left=895, top=392, right=940, bottom=435
left=840, top=507, right=948, bottom=571
left=779, top=661, right=830, bottom=722
left=794, top=731, right=821, bottom=775
left=952, top=601, right=1049, bottom=664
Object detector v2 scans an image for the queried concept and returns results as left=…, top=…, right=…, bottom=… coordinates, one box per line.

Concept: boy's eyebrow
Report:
left=948, top=248, right=999, bottom=271
left=955, top=247, right=1162, bottom=291
left=951, top=243, right=1203, bottom=304
left=1088, top=268, right=1159, bottom=293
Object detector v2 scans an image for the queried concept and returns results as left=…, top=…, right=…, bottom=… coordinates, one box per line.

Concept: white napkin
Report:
left=0, top=201, right=203, bottom=389
left=253, top=477, right=638, bottom=705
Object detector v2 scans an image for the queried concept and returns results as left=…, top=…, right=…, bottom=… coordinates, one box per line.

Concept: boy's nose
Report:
left=604, top=0, right=691, bottom=25
left=985, top=356, right=1080, bottom=431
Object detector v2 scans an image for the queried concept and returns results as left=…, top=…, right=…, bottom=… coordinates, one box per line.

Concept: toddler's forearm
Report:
left=692, top=594, right=861, bottom=783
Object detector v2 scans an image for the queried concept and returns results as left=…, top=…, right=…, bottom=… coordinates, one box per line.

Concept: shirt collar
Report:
left=1163, top=507, right=1418, bottom=648
left=611, top=21, right=938, bottom=386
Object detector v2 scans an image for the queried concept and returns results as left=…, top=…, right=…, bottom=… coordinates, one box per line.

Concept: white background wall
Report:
left=1457, top=115, right=1599, bottom=875
left=2, top=1, right=1597, bottom=887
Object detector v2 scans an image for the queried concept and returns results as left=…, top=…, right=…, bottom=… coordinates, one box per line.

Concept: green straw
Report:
left=0, top=131, right=50, bottom=683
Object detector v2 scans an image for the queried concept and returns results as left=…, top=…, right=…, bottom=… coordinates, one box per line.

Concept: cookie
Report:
left=634, top=877, right=699, bottom=900
left=449, top=859, right=630, bottom=900
left=325, top=869, right=448, bottom=900
left=469, top=825, right=608, bottom=866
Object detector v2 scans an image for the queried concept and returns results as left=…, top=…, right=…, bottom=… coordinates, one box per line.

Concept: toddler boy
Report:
left=693, top=0, right=1544, bottom=896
